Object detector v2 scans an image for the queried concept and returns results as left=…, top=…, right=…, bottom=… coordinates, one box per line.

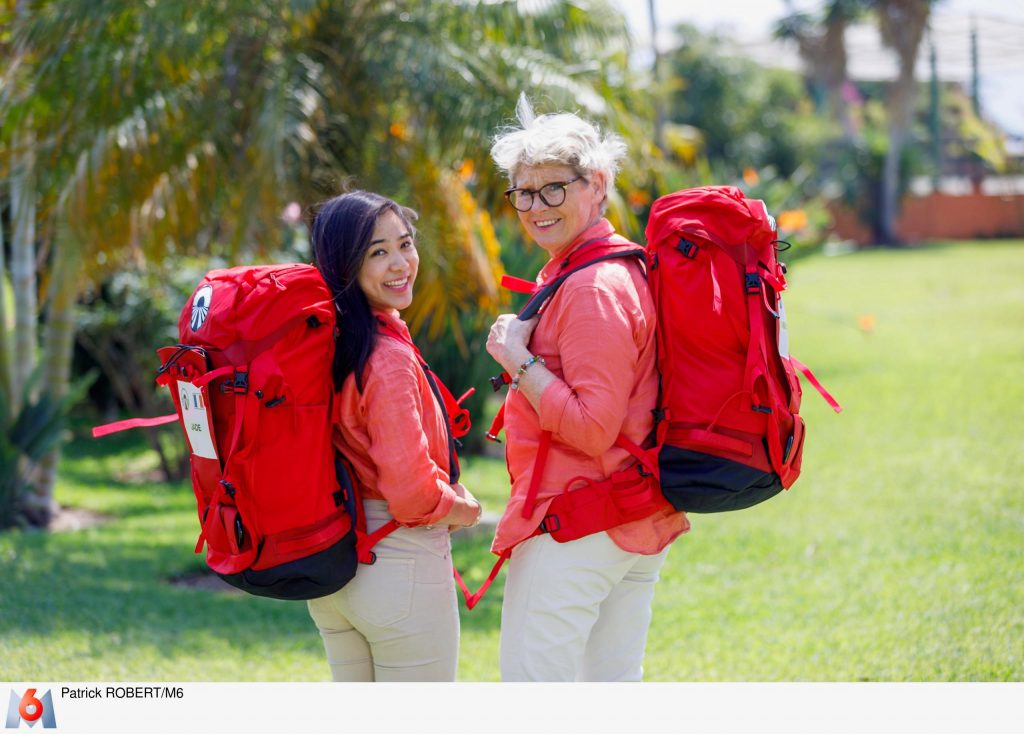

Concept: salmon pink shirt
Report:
left=333, top=310, right=458, bottom=526
left=492, top=219, right=690, bottom=555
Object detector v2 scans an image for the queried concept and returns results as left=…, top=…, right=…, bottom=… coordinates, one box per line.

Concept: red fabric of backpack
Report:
left=645, top=185, right=841, bottom=512
left=159, top=264, right=357, bottom=599
left=93, top=264, right=358, bottom=599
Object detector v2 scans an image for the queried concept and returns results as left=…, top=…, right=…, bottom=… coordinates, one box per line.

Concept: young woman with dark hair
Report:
left=307, top=190, right=482, bottom=682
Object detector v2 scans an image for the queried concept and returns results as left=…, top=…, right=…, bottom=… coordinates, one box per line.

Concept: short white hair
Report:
left=490, top=94, right=627, bottom=208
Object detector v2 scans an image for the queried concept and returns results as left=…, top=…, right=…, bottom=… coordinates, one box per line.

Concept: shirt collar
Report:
left=539, top=218, right=616, bottom=280
left=372, top=308, right=409, bottom=337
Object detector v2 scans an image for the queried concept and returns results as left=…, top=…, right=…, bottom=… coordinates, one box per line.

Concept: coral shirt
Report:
left=492, top=219, right=690, bottom=555
left=333, top=309, right=457, bottom=526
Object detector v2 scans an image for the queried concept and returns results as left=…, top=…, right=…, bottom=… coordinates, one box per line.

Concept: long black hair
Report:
left=310, top=191, right=418, bottom=392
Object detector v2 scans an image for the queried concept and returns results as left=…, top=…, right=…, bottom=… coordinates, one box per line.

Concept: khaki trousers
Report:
left=306, top=500, right=460, bottom=681
left=499, top=531, right=670, bottom=682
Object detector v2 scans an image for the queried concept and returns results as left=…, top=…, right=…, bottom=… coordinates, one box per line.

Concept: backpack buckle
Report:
left=220, top=369, right=249, bottom=395
left=539, top=515, right=561, bottom=534
left=745, top=273, right=761, bottom=295
left=676, top=238, right=698, bottom=259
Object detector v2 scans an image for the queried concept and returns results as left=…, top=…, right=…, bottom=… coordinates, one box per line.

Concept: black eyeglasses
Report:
left=504, top=176, right=585, bottom=212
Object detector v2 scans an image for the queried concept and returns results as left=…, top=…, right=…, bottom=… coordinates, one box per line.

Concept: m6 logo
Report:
left=5, top=689, right=56, bottom=729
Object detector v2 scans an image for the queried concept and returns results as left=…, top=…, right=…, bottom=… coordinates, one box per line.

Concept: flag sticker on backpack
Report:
left=190, top=284, right=213, bottom=331
left=177, top=380, right=218, bottom=459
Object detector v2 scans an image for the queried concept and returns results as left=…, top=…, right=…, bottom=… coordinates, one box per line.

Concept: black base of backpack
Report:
left=658, top=445, right=783, bottom=513
left=216, top=525, right=359, bottom=601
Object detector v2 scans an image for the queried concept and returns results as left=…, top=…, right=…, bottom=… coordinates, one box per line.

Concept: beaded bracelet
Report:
left=510, top=355, right=546, bottom=391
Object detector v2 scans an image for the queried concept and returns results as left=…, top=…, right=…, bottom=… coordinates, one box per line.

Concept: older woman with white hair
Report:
left=485, top=97, right=689, bottom=681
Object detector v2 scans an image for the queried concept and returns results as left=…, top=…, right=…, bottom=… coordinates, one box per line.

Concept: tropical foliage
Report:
left=0, top=0, right=655, bottom=523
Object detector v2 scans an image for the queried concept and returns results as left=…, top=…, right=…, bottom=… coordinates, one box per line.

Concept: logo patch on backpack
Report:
left=190, top=285, right=213, bottom=331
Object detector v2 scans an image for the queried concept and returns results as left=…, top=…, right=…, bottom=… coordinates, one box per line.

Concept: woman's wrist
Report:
left=510, top=354, right=546, bottom=391
left=503, top=347, right=533, bottom=376
left=450, top=496, right=480, bottom=527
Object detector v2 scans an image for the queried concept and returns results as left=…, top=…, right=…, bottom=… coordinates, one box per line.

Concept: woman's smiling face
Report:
left=357, top=209, right=419, bottom=313
left=512, top=163, right=606, bottom=257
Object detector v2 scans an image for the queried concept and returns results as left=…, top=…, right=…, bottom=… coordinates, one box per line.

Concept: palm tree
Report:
left=0, top=0, right=646, bottom=525
left=871, top=0, right=933, bottom=244
left=775, top=0, right=866, bottom=141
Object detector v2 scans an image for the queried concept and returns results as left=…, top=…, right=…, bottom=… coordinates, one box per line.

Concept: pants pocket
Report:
left=346, top=557, right=414, bottom=627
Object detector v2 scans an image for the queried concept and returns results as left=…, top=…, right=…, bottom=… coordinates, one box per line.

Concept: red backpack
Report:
left=94, top=263, right=471, bottom=600
left=645, top=185, right=841, bottom=512
left=462, top=186, right=841, bottom=607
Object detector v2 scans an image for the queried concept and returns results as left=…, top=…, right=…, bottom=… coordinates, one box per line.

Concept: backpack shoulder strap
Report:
left=518, top=244, right=646, bottom=321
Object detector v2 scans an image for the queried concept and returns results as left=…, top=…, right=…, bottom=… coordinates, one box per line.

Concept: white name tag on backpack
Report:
left=178, top=381, right=218, bottom=460
left=778, top=300, right=790, bottom=358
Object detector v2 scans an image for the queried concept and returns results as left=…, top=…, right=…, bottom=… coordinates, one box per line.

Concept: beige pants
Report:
left=499, top=531, right=670, bottom=682
left=306, top=500, right=460, bottom=681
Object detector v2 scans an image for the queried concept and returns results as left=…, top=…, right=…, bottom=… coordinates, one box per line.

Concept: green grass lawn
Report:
left=2, top=240, right=1022, bottom=681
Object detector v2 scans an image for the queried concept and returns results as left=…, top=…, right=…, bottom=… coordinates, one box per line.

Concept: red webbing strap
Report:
left=205, top=368, right=254, bottom=546
left=453, top=526, right=544, bottom=610
left=744, top=264, right=790, bottom=475
left=743, top=261, right=787, bottom=421
left=430, top=370, right=473, bottom=439
left=356, top=519, right=400, bottom=564
left=613, top=434, right=659, bottom=478
left=521, top=430, right=552, bottom=519
left=485, top=400, right=506, bottom=443
left=225, top=370, right=249, bottom=464
left=194, top=483, right=227, bottom=553
left=192, top=365, right=235, bottom=388
left=91, top=413, right=178, bottom=438
left=650, top=253, right=676, bottom=421
left=260, top=507, right=349, bottom=561
left=453, top=548, right=511, bottom=610
left=789, top=355, right=843, bottom=413
left=670, top=426, right=754, bottom=458
left=742, top=265, right=766, bottom=398
left=92, top=360, right=232, bottom=439
left=501, top=274, right=537, bottom=294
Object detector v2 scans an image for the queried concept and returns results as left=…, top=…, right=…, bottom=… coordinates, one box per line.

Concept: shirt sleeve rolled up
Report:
left=360, top=351, right=457, bottom=525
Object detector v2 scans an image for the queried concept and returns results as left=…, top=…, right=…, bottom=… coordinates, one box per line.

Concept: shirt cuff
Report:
left=407, top=479, right=458, bottom=526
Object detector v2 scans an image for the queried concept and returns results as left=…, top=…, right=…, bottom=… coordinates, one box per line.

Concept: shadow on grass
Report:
left=1, top=505, right=506, bottom=657
left=0, top=517, right=323, bottom=663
